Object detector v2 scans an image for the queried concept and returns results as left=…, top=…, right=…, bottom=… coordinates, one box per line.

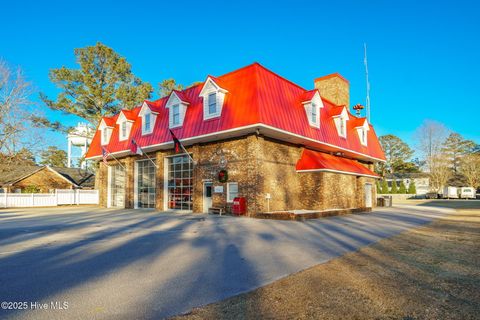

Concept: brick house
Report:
left=85, top=63, right=385, bottom=215
left=0, top=166, right=95, bottom=193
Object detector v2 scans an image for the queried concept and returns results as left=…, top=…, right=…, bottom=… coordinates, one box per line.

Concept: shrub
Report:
left=408, top=181, right=417, bottom=194
left=399, top=181, right=407, bottom=193
left=391, top=180, right=398, bottom=194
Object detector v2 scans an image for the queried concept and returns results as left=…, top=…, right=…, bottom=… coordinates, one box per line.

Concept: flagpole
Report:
left=102, top=147, right=126, bottom=170
left=138, top=146, right=159, bottom=169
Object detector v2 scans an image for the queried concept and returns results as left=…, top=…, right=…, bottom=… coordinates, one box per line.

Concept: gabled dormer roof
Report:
left=166, top=90, right=190, bottom=107
left=351, top=117, right=369, bottom=130
left=139, top=101, right=160, bottom=116
left=199, top=76, right=228, bottom=96
left=116, top=110, right=136, bottom=124
left=100, top=116, right=115, bottom=129
left=301, top=89, right=320, bottom=103
left=329, top=106, right=349, bottom=119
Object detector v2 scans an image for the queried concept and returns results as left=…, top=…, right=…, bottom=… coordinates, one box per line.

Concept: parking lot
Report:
left=0, top=205, right=451, bottom=319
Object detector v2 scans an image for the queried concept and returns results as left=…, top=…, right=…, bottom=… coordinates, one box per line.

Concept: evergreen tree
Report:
left=408, top=181, right=417, bottom=194
left=398, top=181, right=407, bottom=193
left=38, top=42, right=153, bottom=127
left=380, top=180, right=389, bottom=194
left=379, top=135, right=414, bottom=174
left=40, top=146, right=67, bottom=167
left=442, top=132, right=476, bottom=173
left=376, top=180, right=381, bottom=193
left=391, top=180, right=398, bottom=193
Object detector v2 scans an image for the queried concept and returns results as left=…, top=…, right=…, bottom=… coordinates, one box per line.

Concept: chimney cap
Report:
left=314, top=72, right=349, bottom=84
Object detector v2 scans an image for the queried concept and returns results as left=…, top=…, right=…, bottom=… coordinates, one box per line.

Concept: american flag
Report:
left=101, top=147, right=109, bottom=166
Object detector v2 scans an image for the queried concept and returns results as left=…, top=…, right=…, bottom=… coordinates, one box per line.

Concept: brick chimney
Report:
left=314, top=73, right=349, bottom=107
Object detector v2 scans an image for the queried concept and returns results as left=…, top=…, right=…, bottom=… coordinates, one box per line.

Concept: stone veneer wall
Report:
left=95, top=134, right=377, bottom=215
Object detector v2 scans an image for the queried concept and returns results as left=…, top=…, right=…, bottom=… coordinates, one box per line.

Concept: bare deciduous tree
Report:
left=415, top=120, right=450, bottom=192
left=0, top=60, right=41, bottom=169
left=460, top=154, right=480, bottom=189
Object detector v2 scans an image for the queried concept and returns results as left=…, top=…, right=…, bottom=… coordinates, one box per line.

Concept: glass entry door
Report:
left=167, top=155, right=193, bottom=211
left=110, top=164, right=125, bottom=208
left=136, top=160, right=156, bottom=208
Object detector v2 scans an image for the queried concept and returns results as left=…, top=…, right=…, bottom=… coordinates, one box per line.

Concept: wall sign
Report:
left=214, top=186, right=224, bottom=193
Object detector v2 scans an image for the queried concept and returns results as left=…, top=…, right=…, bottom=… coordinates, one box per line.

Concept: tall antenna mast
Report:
left=364, top=43, right=371, bottom=122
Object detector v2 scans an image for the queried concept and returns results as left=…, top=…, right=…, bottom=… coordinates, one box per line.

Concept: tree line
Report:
left=377, top=123, right=480, bottom=192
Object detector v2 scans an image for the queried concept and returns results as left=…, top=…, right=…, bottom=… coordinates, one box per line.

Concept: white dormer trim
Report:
left=139, top=102, right=158, bottom=135
left=302, top=91, right=323, bottom=128
left=116, top=112, right=134, bottom=141
left=99, top=119, right=114, bottom=145
left=332, top=107, right=349, bottom=139
left=165, top=91, right=189, bottom=128
left=199, top=77, right=228, bottom=120
left=355, top=119, right=370, bottom=146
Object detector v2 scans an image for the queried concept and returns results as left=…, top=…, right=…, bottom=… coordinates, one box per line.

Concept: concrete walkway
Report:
left=0, top=205, right=451, bottom=320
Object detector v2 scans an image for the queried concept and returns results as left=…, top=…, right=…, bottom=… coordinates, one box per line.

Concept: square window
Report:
left=227, top=182, right=238, bottom=202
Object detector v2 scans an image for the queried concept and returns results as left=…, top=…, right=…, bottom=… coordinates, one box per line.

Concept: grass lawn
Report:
left=172, top=202, right=480, bottom=320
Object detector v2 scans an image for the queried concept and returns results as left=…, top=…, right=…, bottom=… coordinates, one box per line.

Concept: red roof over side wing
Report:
left=296, top=149, right=379, bottom=178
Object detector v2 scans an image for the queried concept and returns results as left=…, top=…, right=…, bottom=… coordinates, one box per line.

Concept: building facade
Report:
left=86, top=63, right=385, bottom=216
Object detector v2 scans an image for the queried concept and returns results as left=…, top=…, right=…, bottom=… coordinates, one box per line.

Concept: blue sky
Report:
left=1, top=0, right=479, bottom=152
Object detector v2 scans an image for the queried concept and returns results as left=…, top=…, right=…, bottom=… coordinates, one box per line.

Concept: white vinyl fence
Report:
left=0, top=189, right=99, bottom=208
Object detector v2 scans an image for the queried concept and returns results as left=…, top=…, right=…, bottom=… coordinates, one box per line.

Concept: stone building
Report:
left=85, top=63, right=385, bottom=215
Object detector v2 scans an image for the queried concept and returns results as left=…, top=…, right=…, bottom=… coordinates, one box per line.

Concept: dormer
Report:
left=99, top=117, right=114, bottom=145
left=139, top=102, right=159, bottom=135
left=331, top=106, right=349, bottom=138
left=302, top=90, right=324, bottom=128
left=116, top=110, right=135, bottom=141
left=165, top=91, right=190, bottom=128
left=199, top=76, right=228, bottom=120
left=354, top=118, right=370, bottom=146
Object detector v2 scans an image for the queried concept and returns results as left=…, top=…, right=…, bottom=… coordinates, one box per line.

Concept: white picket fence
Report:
left=0, top=189, right=99, bottom=208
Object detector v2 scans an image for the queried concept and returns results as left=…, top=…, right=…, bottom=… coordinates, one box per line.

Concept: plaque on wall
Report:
left=214, top=186, right=224, bottom=193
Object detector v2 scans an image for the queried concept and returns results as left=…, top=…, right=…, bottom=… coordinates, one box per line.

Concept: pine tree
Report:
left=398, top=181, right=407, bottom=193
left=408, top=181, right=417, bottom=194
left=391, top=180, right=398, bottom=193
left=38, top=42, right=154, bottom=127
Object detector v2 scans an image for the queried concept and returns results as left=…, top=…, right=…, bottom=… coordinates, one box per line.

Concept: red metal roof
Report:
left=86, top=63, right=385, bottom=161
left=296, top=149, right=379, bottom=178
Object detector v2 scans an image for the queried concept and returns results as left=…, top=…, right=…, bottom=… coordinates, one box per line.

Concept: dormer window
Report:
left=311, top=102, right=317, bottom=123
left=166, top=92, right=189, bottom=128
left=355, top=119, right=370, bottom=146
left=200, top=77, right=228, bottom=120
left=340, top=118, right=346, bottom=136
left=116, top=111, right=134, bottom=141
left=332, top=106, right=349, bottom=138
left=302, top=90, right=323, bottom=128
left=99, top=117, right=114, bottom=145
left=120, top=121, right=127, bottom=138
left=139, top=102, right=158, bottom=135
left=172, top=104, right=180, bottom=126
left=102, top=129, right=108, bottom=144
left=144, top=113, right=151, bottom=132
left=208, top=93, right=217, bottom=115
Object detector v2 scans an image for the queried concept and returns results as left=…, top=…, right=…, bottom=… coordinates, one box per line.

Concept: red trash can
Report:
left=232, top=197, right=246, bottom=216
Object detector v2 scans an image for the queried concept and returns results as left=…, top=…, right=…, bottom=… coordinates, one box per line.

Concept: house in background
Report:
left=85, top=63, right=385, bottom=215
left=385, top=173, right=431, bottom=195
left=0, top=166, right=95, bottom=193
